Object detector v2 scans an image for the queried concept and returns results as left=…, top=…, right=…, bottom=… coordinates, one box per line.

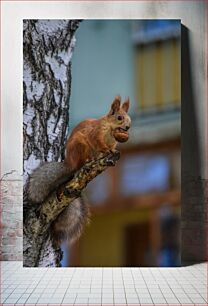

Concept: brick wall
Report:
left=0, top=176, right=23, bottom=261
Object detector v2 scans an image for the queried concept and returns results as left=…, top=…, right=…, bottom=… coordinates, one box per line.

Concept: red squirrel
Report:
left=28, top=96, right=131, bottom=242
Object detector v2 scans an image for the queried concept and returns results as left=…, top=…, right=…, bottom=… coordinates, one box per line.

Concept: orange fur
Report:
left=64, top=96, right=131, bottom=172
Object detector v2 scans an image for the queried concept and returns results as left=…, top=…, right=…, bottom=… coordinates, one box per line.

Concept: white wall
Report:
left=1, top=1, right=207, bottom=179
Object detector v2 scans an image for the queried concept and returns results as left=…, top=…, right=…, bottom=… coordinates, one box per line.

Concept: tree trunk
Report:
left=23, top=20, right=79, bottom=182
left=23, top=19, right=80, bottom=266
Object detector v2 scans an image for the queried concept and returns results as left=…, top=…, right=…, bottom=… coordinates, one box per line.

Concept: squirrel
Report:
left=27, top=96, right=131, bottom=243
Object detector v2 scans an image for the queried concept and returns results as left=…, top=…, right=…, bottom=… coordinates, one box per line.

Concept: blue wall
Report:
left=70, top=20, right=135, bottom=128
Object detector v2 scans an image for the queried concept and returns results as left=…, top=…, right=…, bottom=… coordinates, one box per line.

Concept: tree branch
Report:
left=23, top=151, right=120, bottom=267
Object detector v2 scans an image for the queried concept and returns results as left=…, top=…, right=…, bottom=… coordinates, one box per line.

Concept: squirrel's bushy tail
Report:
left=52, top=194, right=90, bottom=244
left=28, top=162, right=73, bottom=204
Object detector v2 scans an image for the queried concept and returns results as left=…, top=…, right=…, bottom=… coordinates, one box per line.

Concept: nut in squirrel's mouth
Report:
left=116, top=127, right=129, bottom=135
left=113, top=127, right=129, bottom=143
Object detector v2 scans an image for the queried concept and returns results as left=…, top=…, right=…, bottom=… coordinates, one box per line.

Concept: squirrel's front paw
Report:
left=110, top=149, right=120, bottom=158
left=105, top=150, right=120, bottom=166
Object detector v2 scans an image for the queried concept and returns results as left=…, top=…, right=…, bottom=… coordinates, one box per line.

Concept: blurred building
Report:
left=65, top=20, right=181, bottom=267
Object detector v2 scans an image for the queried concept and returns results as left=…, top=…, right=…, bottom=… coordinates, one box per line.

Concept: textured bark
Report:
left=23, top=20, right=80, bottom=266
left=23, top=20, right=79, bottom=183
left=23, top=152, right=120, bottom=267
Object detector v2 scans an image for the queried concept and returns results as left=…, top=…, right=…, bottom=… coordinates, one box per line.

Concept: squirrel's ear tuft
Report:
left=108, top=96, right=121, bottom=115
left=122, top=98, right=130, bottom=113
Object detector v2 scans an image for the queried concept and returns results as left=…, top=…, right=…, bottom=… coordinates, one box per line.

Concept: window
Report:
left=120, top=154, right=170, bottom=196
left=133, top=20, right=181, bottom=113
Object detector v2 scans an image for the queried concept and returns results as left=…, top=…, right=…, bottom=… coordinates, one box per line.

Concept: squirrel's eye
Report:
left=117, top=115, right=123, bottom=121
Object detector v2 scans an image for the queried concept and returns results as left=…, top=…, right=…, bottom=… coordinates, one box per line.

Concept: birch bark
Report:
left=23, top=20, right=79, bottom=182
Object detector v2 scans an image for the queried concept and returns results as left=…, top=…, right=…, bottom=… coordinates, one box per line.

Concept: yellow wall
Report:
left=79, top=208, right=150, bottom=266
left=135, top=38, right=181, bottom=111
